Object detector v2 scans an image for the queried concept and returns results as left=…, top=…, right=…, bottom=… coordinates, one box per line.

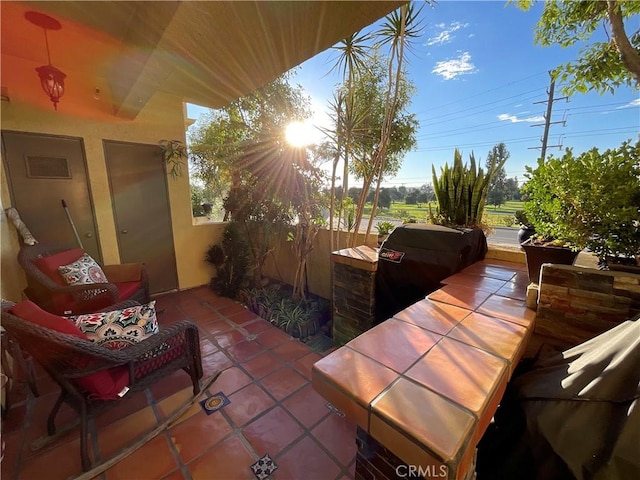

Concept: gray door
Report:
left=104, top=140, right=178, bottom=294
left=2, top=131, right=102, bottom=262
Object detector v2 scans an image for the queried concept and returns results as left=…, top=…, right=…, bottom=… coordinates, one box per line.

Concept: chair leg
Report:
left=24, top=356, right=39, bottom=397
left=79, top=403, right=92, bottom=471
left=47, top=392, right=65, bottom=436
left=192, top=372, right=201, bottom=396
left=191, top=352, right=203, bottom=396
left=184, top=366, right=200, bottom=396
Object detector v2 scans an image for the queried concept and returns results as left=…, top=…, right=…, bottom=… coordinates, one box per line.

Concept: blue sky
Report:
left=188, top=0, right=639, bottom=188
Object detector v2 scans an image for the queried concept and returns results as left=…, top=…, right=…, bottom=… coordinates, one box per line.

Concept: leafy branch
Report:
left=159, top=139, right=187, bottom=179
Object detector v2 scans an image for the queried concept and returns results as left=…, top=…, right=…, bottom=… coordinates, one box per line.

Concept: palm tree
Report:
left=327, top=32, right=370, bottom=249
left=353, top=3, right=423, bottom=244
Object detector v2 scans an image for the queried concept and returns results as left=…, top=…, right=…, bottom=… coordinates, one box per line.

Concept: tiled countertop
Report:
left=313, top=258, right=535, bottom=480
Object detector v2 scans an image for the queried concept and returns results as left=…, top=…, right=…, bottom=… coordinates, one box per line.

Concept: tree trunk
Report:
left=329, top=153, right=338, bottom=253
left=364, top=5, right=409, bottom=240
left=607, top=0, right=640, bottom=84
left=350, top=166, right=375, bottom=247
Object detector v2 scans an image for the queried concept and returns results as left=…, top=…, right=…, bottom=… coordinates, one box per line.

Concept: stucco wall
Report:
left=1, top=91, right=222, bottom=301
left=263, top=228, right=377, bottom=300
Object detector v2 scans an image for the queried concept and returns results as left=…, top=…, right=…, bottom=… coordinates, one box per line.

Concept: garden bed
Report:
left=240, top=281, right=331, bottom=343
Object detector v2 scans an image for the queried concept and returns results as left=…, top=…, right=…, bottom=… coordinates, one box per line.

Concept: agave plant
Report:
left=431, top=148, right=504, bottom=229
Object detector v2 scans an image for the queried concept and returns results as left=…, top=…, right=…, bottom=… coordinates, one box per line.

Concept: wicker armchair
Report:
left=18, top=243, right=150, bottom=315
left=1, top=300, right=203, bottom=471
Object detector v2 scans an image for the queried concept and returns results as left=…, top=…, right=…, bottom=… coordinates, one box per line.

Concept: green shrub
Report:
left=522, top=140, right=640, bottom=259
left=375, top=221, right=395, bottom=235
left=205, top=221, right=250, bottom=298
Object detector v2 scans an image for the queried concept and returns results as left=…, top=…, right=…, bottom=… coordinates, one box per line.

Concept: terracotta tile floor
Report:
left=1, top=286, right=353, bottom=480
left=2, top=260, right=532, bottom=480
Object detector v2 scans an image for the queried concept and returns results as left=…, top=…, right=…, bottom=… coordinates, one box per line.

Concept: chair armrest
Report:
left=50, top=283, right=119, bottom=315
left=28, top=279, right=119, bottom=299
left=123, top=321, right=200, bottom=359
left=102, top=263, right=143, bottom=283
left=122, top=321, right=200, bottom=383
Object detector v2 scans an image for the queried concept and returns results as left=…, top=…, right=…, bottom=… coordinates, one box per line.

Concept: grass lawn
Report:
left=365, top=200, right=525, bottom=227
left=484, top=200, right=524, bottom=215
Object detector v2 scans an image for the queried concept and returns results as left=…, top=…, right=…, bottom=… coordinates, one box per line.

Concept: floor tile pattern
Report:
left=200, top=391, right=230, bottom=415
left=2, top=287, right=352, bottom=480
left=250, top=454, right=278, bottom=480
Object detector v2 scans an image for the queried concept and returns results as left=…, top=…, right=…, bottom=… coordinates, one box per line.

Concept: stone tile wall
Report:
left=332, top=247, right=378, bottom=346
left=536, top=264, right=640, bottom=347
left=355, top=428, right=476, bottom=480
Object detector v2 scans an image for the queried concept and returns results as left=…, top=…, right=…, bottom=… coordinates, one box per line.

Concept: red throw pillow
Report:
left=34, top=248, right=85, bottom=285
left=9, top=300, right=130, bottom=399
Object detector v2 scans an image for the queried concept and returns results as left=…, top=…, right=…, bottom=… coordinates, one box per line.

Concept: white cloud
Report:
left=427, top=30, right=453, bottom=46
left=426, top=21, right=470, bottom=46
left=615, top=98, right=640, bottom=109
left=498, top=113, right=545, bottom=123
left=432, top=52, right=477, bottom=80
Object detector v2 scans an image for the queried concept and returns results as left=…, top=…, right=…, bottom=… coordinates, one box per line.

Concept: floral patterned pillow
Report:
left=69, top=301, right=159, bottom=350
left=58, top=253, right=108, bottom=286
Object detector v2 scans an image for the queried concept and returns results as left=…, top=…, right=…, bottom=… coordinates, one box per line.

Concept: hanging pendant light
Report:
left=25, top=11, right=66, bottom=110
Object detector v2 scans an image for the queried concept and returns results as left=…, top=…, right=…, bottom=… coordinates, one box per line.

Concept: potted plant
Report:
left=375, top=221, right=395, bottom=246
left=158, top=139, right=187, bottom=179
left=521, top=140, right=640, bottom=281
left=201, top=202, right=213, bottom=216
left=514, top=210, right=535, bottom=245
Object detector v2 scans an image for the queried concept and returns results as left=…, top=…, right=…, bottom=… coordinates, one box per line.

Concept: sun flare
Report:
left=285, top=121, right=316, bottom=148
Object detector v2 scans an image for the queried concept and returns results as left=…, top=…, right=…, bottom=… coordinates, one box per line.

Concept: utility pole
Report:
left=529, top=72, right=567, bottom=160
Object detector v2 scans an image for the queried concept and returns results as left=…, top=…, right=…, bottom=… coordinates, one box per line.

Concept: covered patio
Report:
left=2, top=2, right=637, bottom=479
left=2, top=257, right=533, bottom=480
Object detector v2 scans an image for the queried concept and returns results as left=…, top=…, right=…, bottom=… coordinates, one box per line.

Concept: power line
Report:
left=414, top=101, right=635, bottom=140
left=415, top=71, right=548, bottom=112
left=555, top=101, right=634, bottom=112
left=415, top=118, right=537, bottom=140
left=413, top=127, right=637, bottom=152
left=413, top=90, right=547, bottom=126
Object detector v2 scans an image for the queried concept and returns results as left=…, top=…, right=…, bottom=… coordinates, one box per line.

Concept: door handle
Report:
left=121, top=229, right=128, bottom=234
left=85, top=232, right=93, bottom=238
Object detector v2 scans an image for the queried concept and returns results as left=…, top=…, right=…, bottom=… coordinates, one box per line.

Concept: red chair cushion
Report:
left=34, top=248, right=85, bottom=285
left=76, top=366, right=130, bottom=400
left=10, top=300, right=86, bottom=338
left=9, top=300, right=130, bottom=400
left=116, top=281, right=142, bottom=301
